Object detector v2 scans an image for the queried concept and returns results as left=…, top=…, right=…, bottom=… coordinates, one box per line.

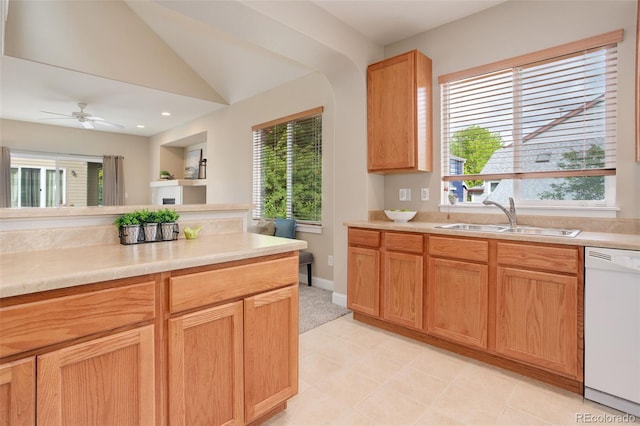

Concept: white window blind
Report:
left=440, top=30, right=621, bottom=204
left=252, top=107, right=323, bottom=223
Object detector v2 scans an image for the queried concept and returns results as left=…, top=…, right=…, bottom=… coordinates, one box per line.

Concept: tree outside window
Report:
left=253, top=109, right=322, bottom=223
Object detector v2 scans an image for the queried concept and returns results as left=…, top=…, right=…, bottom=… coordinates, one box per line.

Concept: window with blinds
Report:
left=440, top=30, right=621, bottom=206
left=252, top=107, right=323, bottom=223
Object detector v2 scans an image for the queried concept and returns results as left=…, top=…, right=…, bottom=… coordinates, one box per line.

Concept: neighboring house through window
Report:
left=252, top=107, right=323, bottom=224
left=440, top=30, right=621, bottom=209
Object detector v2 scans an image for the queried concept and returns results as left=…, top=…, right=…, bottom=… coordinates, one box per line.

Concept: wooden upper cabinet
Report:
left=367, top=50, right=433, bottom=173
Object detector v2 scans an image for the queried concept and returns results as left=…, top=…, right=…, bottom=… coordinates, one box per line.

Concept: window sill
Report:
left=439, top=203, right=619, bottom=218
left=296, top=223, right=323, bottom=234
left=249, top=220, right=323, bottom=235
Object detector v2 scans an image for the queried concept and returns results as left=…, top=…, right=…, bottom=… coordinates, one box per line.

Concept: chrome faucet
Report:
left=483, top=197, right=518, bottom=229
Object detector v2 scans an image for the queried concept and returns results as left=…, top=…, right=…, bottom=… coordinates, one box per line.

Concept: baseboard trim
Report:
left=298, top=274, right=346, bottom=307
left=331, top=292, right=347, bottom=307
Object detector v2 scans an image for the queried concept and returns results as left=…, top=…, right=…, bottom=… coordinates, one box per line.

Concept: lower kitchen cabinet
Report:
left=244, top=285, right=299, bottom=423
left=37, top=325, right=156, bottom=425
left=168, top=255, right=300, bottom=425
left=168, top=302, right=244, bottom=426
left=346, top=227, right=585, bottom=393
left=496, top=267, right=578, bottom=377
left=382, top=233, right=424, bottom=329
left=427, top=236, right=489, bottom=349
left=427, top=257, right=488, bottom=349
left=347, top=229, right=381, bottom=316
left=496, top=241, right=581, bottom=378
left=0, top=358, right=35, bottom=426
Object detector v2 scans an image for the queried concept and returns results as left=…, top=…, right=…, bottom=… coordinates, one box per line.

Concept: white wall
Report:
left=384, top=0, right=639, bottom=219
left=149, top=72, right=337, bottom=282
left=0, top=119, right=151, bottom=205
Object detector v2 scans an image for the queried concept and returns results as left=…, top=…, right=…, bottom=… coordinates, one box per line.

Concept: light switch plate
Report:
left=421, top=188, right=429, bottom=201
left=399, top=188, right=411, bottom=201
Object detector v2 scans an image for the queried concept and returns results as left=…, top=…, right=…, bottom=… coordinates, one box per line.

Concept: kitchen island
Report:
left=0, top=219, right=306, bottom=425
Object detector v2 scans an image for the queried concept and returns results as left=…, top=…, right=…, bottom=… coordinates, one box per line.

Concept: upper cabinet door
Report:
left=367, top=50, right=432, bottom=173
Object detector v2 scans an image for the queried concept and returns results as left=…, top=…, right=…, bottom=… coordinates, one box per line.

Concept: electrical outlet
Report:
left=421, top=188, right=430, bottom=201
left=399, top=188, right=411, bottom=201
left=328, top=255, right=334, bottom=267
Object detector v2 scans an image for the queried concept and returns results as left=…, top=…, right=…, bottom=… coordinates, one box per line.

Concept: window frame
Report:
left=438, top=30, right=622, bottom=214
left=251, top=106, right=324, bottom=227
left=10, top=150, right=103, bottom=208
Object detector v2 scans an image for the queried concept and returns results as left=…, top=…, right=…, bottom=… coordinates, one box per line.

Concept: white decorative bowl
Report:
left=384, top=210, right=417, bottom=223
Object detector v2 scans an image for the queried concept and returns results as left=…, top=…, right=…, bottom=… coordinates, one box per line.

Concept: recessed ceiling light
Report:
left=137, top=124, right=145, bottom=128
left=161, top=112, right=171, bottom=116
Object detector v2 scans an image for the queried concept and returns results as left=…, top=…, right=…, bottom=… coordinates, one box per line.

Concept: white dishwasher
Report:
left=585, top=246, right=640, bottom=416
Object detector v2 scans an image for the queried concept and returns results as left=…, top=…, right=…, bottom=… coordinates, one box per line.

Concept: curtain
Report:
left=103, top=155, right=125, bottom=206
left=0, top=146, right=10, bottom=207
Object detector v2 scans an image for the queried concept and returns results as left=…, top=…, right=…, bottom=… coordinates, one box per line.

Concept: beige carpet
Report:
left=298, top=284, right=349, bottom=334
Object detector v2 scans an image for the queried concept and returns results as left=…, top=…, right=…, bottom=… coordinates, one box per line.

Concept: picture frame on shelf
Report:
left=184, top=149, right=202, bottom=179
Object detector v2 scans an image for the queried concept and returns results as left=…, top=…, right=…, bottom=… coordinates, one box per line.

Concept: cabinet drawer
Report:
left=349, top=228, right=381, bottom=248
left=385, top=232, right=423, bottom=254
left=497, top=242, right=578, bottom=274
left=0, top=281, right=155, bottom=358
left=429, top=236, right=488, bottom=263
left=169, top=255, right=298, bottom=313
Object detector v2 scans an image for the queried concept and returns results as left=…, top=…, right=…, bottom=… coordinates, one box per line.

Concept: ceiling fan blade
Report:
left=41, top=110, right=74, bottom=117
left=90, top=119, right=124, bottom=128
left=40, top=117, right=77, bottom=120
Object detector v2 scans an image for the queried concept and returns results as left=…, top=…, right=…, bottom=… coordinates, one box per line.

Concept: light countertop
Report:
left=0, top=233, right=307, bottom=299
left=344, top=220, right=640, bottom=251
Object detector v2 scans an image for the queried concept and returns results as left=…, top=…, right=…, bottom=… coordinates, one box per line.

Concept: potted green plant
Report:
left=157, top=208, right=180, bottom=241
left=138, top=208, right=159, bottom=242
left=114, top=212, right=141, bottom=244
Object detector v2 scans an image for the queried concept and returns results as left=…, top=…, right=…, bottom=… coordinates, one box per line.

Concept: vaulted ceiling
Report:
left=0, top=0, right=505, bottom=137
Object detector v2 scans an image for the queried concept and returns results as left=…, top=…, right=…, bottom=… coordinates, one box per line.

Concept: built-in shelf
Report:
left=150, top=179, right=206, bottom=187
left=150, top=180, right=206, bottom=205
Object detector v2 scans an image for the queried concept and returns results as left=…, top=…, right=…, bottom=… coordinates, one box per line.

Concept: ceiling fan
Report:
left=40, top=102, right=123, bottom=129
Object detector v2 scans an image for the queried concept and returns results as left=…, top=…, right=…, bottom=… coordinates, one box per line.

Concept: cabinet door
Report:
left=37, top=325, right=155, bottom=426
left=496, top=267, right=578, bottom=377
left=244, top=285, right=298, bottom=423
left=383, top=251, right=423, bottom=329
left=168, top=301, right=244, bottom=426
left=347, top=246, right=381, bottom=316
left=428, top=258, right=488, bottom=349
left=0, top=358, right=35, bottom=426
left=368, top=51, right=416, bottom=171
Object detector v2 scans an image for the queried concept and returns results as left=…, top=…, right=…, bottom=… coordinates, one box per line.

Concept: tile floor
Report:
left=264, top=313, right=637, bottom=426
